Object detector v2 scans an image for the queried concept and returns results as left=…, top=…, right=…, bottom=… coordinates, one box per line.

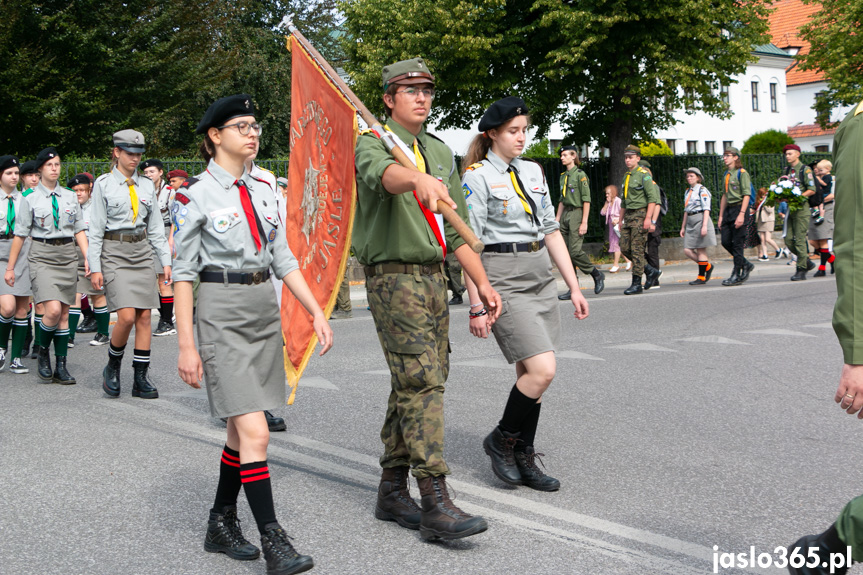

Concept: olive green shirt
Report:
left=831, top=100, right=863, bottom=363
left=620, top=167, right=659, bottom=210
left=786, top=161, right=816, bottom=193
left=721, top=169, right=752, bottom=206
left=352, top=119, right=469, bottom=265
left=559, top=166, right=590, bottom=209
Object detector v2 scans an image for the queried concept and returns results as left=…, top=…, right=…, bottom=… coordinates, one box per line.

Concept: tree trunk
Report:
left=608, top=116, right=632, bottom=190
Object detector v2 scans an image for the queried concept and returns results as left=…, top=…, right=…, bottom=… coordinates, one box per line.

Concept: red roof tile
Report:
left=787, top=123, right=837, bottom=138
left=768, top=0, right=823, bottom=86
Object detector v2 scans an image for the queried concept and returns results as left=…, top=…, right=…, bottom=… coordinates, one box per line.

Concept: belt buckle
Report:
left=251, top=271, right=263, bottom=285
left=529, top=241, right=540, bottom=253
left=421, top=265, right=431, bottom=275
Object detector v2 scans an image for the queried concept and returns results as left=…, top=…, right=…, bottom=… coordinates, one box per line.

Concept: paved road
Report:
left=0, top=258, right=850, bottom=574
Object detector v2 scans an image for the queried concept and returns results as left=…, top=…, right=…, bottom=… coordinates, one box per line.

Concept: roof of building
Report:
left=788, top=122, right=837, bottom=139
left=768, top=0, right=823, bottom=86
left=753, top=43, right=794, bottom=58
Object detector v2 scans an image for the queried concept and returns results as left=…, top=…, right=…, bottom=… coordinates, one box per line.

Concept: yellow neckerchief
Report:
left=623, top=172, right=631, bottom=199
left=508, top=169, right=534, bottom=216
left=561, top=172, right=569, bottom=198
left=126, top=178, right=139, bottom=222
left=412, top=141, right=426, bottom=173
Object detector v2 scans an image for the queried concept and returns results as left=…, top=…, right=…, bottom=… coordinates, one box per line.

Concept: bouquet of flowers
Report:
left=766, top=175, right=808, bottom=212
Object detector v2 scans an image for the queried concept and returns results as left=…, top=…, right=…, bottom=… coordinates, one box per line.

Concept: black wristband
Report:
left=469, top=308, right=488, bottom=318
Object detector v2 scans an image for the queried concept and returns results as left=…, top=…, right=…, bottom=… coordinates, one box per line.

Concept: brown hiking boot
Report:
left=417, top=475, right=488, bottom=541
left=374, top=466, right=421, bottom=530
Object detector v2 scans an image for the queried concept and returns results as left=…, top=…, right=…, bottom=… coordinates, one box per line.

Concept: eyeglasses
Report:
left=217, top=121, right=263, bottom=137
left=395, top=87, right=435, bottom=100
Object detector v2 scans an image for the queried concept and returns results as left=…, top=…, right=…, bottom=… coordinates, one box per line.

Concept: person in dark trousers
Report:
left=718, top=147, right=754, bottom=286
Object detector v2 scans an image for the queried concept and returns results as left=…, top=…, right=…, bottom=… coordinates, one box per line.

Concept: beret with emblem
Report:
left=723, top=146, right=741, bottom=156
left=196, top=94, right=256, bottom=135
left=783, top=144, right=801, bottom=153
left=35, top=147, right=59, bottom=169
left=623, top=144, right=641, bottom=156
left=67, top=174, right=91, bottom=188
left=167, top=169, right=188, bottom=179
left=19, top=160, right=39, bottom=175
left=113, top=129, right=146, bottom=154
left=478, top=96, right=529, bottom=132
left=0, top=155, right=19, bottom=173
left=382, top=58, right=435, bottom=91
left=140, top=158, right=163, bottom=170
left=560, top=145, right=578, bottom=153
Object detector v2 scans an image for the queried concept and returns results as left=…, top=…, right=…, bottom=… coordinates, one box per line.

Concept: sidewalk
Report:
left=344, top=254, right=828, bottom=307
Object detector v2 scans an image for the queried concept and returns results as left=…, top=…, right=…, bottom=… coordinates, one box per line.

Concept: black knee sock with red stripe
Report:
left=159, top=295, right=174, bottom=323
left=212, top=445, right=242, bottom=512
left=820, top=248, right=830, bottom=271
left=240, top=460, right=277, bottom=533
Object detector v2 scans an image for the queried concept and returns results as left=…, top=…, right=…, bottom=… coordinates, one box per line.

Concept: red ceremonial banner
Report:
left=281, top=35, right=357, bottom=401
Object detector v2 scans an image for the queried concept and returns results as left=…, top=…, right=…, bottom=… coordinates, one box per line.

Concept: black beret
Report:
left=67, top=174, right=92, bottom=188
left=19, top=160, right=39, bottom=175
left=196, top=94, right=256, bottom=135
left=35, top=147, right=59, bottom=169
left=560, top=145, right=578, bottom=153
left=0, top=155, right=20, bottom=173
left=478, top=96, right=529, bottom=132
left=140, top=159, right=163, bottom=170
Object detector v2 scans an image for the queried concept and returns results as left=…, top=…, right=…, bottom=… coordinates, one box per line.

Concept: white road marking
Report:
left=557, top=350, right=606, bottom=361
left=296, top=376, right=339, bottom=390
left=608, top=343, right=678, bottom=352
left=452, top=358, right=512, bottom=369
left=678, top=336, right=751, bottom=345
left=744, top=329, right=816, bottom=338
left=803, top=323, right=833, bottom=329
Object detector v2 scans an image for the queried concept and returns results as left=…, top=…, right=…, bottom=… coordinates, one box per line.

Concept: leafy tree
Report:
left=638, top=140, right=673, bottom=157
left=741, top=129, right=795, bottom=154
left=798, top=0, right=863, bottom=127
left=522, top=138, right=556, bottom=159
left=339, top=0, right=772, bottom=185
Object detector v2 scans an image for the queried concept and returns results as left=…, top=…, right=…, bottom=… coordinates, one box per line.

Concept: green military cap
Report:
left=638, top=159, right=651, bottom=169
left=723, top=146, right=741, bottom=156
left=382, top=58, right=435, bottom=91
left=113, top=129, right=146, bottom=153
left=623, top=144, right=641, bottom=156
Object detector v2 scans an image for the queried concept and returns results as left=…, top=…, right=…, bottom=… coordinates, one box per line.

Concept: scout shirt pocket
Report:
left=106, top=199, right=127, bottom=222
left=208, top=206, right=244, bottom=256
left=63, top=201, right=78, bottom=227
left=32, top=207, right=53, bottom=230
left=138, top=196, right=153, bottom=220
left=489, top=185, right=517, bottom=218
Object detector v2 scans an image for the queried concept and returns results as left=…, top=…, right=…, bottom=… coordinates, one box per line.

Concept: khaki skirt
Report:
left=483, top=247, right=560, bottom=364
left=28, top=240, right=77, bottom=305
left=197, top=277, right=285, bottom=418
left=683, top=212, right=717, bottom=249
left=809, top=202, right=834, bottom=240
left=0, top=238, right=31, bottom=297
left=75, top=244, right=100, bottom=296
left=101, top=238, right=159, bottom=312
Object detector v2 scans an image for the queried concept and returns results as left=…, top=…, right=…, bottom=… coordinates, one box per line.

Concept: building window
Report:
left=770, top=83, right=778, bottom=112
left=815, top=91, right=829, bottom=125
left=751, top=81, right=759, bottom=111
left=549, top=139, right=562, bottom=153
left=687, top=141, right=698, bottom=154
left=666, top=139, right=677, bottom=154
left=723, top=141, right=733, bottom=152
left=580, top=144, right=589, bottom=159
left=720, top=85, right=729, bottom=105
left=815, top=145, right=829, bottom=153
left=664, top=97, right=674, bottom=112
left=705, top=141, right=716, bottom=155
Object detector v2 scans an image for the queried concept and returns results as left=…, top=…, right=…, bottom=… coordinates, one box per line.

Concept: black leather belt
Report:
left=687, top=210, right=706, bottom=214
left=824, top=201, right=833, bottom=205
left=199, top=269, right=271, bottom=285
left=363, top=262, right=444, bottom=278
left=105, top=230, right=147, bottom=243
left=483, top=239, right=546, bottom=254
left=33, top=237, right=73, bottom=245
left=0, top=233, right=13, bottom=240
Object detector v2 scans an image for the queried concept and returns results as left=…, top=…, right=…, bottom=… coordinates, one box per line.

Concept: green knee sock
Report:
left=38, top=322, right=56, bottom=349
left=94, top=306, right=109, bottom=336
left=34, top=313, right=44, bottom=346
left=10, top=318, right=27, bottom=359
left=68, top=307, right=81, bottom=340
left=53, top=328, right=70, bottom=357
left=0, top=313, right=13, bottom=350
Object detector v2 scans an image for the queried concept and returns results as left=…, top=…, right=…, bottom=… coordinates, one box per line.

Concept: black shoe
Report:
left=643, top=266, right=662, bottom=290
left=807, top=258, right=817, bottom=271
left=37, top=346, right=53, bottom=381
left=90, top=333, right=110, bottom=346
left=132, top=363, right=159, bottom=399
left=260, top=525, right=314, bottom=575
left=689, top=278, right=707, bottom=285
left=814, top=269, right=826, bottom=277
left=52, top=356, right=76, bottom=385
left=787, top=524, right=848, bottom=575
left=831, top=260, right=835, bottom=274
left=722, top=268, right=740, bottom=286
left=103, top=355, right=122, bottom=397
left=482, top=427, right=522, bottom=485
left=417, top=476, right=488, bottom=541
left=0, top=348, right=6, bottom=371
left=23, top=328, right=33, bottom=358
left=204, top=506, right=261, bottom=561
left=738, top=261, right=755, bottom=284
left=557, top=290, right=571, bottom=301
left=374, top=466, right=421, bottom=530
left=153, top=319, right=177, bottom=336
left=591, top=268, right=605, bottom=294
left=514, top=447, right=560, bottom=491
left=623, top=275, right=643, bottom=295
left=30, top=343, right=40, bottom=359
left=448, top=293, right=463, bottom=305
left=76, top=313, right=97, bottom=333
left=266, top=410, right=286, bottom=432
left=791, top=269, right=808, bottom=281
left=704, top=263, right=714, bottom=282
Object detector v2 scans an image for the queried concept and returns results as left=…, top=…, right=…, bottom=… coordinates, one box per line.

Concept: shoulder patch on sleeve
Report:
left=462, top=183, right=474, bottom=200
left=174, top=192, right=191, bottom=205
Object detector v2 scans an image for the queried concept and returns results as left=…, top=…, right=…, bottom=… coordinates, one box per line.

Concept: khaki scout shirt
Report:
left=88, top=167, right=170, bottom=273
left=722, top=169, right=752, bottom=206
left=786, top=161, right=816, bottom=194
left=15, top=182, right=84, bottom=239
left=831, top=100, right=863, bottom=363
left=558, top=166, right=590, bottom=209
left=462, top=150, right=558, bottom=245
left=171, top=160, right=298, bottom=283
left=620, top=167, right=659, bottom=210
left=352, top=119, right=469, bottom=266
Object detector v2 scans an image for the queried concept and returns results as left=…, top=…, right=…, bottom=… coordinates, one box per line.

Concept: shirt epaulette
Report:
left=637, top=167, right=648, bottom=174
left=465, top=163, right=483, bottom=172
left=359, top=128, right=375, bottom=136
left=426, top=132, right=446, bottom=144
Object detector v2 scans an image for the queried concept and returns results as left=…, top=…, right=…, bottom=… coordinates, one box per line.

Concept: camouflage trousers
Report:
left=366, top=265, right=450, bottom=478
left=336, top=275, right=351, bottom=312
left=444, top=252, right=464, bottom=296
left=619, top=208, right=649, bottom=276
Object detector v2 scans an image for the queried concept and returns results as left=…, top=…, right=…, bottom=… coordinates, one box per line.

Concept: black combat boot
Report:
left=260, top=524, right=314, bottom=575
left=591, top=268, right=605, bottom=294
left=482, top=427, right=522, bottom=485
left=514, top=447, right=560, bottom=492
left=374, top=466, right=421, bottom=530
left=722, top=267, right=740, bottom=286
left=787, top=524, right=849, bottom=575
left=643, top=265, right=662, bottom=290
left=22, top=329, right=32, bottom=358
left=102, top=354, right=122, bottom=397
left=36, top=345, right=53, bottom=382
left=204, top=505, right=260, bottom=561
left=30, top=343, right=40, bottom=359
left=791, top=268, right=808, bottom=281
left=76, top=310, right=97, bottom=333
left=132, top=363, right=159, bottom=399
left=52, top=356, right=76, bottom=385
left=265, top=411, right=286, bottom=432
left=623, top=274, right=643, bottom=295
left=738, top=261, right=755, bottom=283
left=557, top=290, right=571, bottom=301
left=417, top=476, right=488, bottom=541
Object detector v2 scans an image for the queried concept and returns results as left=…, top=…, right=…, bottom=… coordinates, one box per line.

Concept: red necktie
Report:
left=236, top=180, right=262, bottom=252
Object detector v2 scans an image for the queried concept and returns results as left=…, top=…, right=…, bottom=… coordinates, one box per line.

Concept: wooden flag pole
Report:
left=282, top=19, right=484, bottom=253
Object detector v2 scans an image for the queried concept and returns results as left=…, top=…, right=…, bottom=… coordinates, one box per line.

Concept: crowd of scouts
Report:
left=0, top=51, right=848, bottom=575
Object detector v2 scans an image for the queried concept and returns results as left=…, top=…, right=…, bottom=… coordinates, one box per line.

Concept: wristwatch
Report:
left=650, top=220, right=657, bottom=224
